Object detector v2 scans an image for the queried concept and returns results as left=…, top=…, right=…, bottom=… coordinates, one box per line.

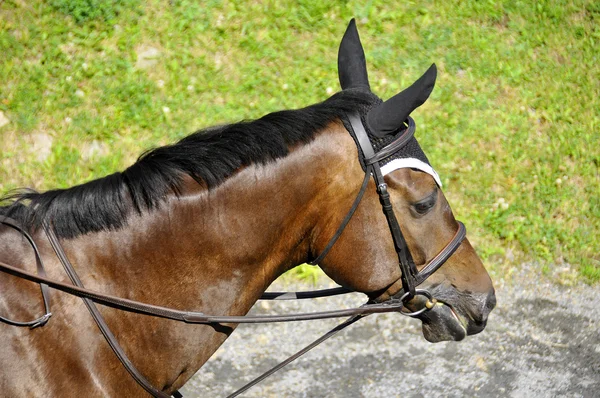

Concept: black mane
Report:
left=0, top=90, right=376, bottom=239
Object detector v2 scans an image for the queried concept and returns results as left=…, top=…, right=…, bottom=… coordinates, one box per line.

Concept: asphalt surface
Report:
left=180, top=264, right=600, bottom=397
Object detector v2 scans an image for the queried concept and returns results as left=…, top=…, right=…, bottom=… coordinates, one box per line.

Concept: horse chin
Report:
left=418, top=302, right=468, bottom=343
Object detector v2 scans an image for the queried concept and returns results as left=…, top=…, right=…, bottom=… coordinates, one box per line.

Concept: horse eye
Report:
left=413, top=194, right=437, bottom=215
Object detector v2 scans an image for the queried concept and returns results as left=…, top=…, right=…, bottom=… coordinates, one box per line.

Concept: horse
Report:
left=0, top=20, right=495, bottom=397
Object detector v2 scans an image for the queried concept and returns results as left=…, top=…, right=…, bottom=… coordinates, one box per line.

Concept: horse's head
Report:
left=311, top=20, right=495, bottom=343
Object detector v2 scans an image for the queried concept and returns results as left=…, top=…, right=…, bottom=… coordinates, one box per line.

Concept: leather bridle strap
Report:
left=305, top=113, right=420, bottom=299
left=364, top=116, right=416, bottom=165
left=0, top=221, right=466, bottom=325
left=226, top=224, right=467, bottom=397
left=0, top=216, right=52, bottom=329
left=42, top=222, right=178, bottom=398
left=307, top=168, right=371, bottom=266
left=412, top=221, right=466, bottom=285
left=380, top=220, right=466, bottom=303
left=259, top=286, right=352, bottom=300
left=348, top=113, right=419, bottom=298
left=264, top=112, right=465, bottom=303
left=225, top=314, right=365, bottom=398
left=0, top=258, right=411, bottom=323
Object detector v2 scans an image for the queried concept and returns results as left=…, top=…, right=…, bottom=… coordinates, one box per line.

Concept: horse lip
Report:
left=418, top=300, right=468, bottom=342
left=441, top=300, right=487, bottom=335
left=445, top=302, right=468, bottom=335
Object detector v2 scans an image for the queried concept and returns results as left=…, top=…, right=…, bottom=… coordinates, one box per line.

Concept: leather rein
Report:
left=0, top=112, right=466, bottom=397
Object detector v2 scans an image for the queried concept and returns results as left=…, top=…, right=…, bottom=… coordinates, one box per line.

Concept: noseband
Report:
left=0, top=113, right=466, bottom=397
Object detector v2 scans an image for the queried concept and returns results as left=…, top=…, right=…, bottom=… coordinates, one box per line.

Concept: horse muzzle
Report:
left=408, top=287, right=496, bottom=343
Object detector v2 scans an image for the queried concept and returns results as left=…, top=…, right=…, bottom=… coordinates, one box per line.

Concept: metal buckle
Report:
left=30, top=312, right=52, bottom=329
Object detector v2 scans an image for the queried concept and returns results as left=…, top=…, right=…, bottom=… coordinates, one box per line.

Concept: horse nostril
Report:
left=481, top=289, right=496, bottom=321
left=466, top=291, right=495, bottom=335
left=486, top=289, right=497, bottom=311
left=467, top=318, right=487, bottom=335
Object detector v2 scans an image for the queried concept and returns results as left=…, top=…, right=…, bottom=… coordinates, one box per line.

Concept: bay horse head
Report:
left=311, top=19, right=496, bottom=342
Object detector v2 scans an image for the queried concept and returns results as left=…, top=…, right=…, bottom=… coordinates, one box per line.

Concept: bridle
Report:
left=0, top=112, right=466, bottom=397
left=308, top=113, right=466, bottom=304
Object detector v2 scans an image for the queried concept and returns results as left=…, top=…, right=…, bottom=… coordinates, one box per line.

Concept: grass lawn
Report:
left=1, top=0, right=598, bottom=283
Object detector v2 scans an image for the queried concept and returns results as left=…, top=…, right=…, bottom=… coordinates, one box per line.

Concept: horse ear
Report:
left=367, top=64, right=437, bottom=137
left=338, top=19, right=370, bottom=91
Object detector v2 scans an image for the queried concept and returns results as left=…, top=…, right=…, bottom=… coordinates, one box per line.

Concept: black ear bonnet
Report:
left=337, top=19, right=441, bottom=186
left=340, top=96, right=435, bottom=182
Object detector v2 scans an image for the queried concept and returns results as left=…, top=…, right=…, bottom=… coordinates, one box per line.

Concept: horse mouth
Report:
left=417, top=300, right=468, bottom=343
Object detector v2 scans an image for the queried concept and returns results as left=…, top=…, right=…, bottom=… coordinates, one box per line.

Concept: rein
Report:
left=0, top=216, right=52, bottom=329
left=0, top=113, right=467, bottom=397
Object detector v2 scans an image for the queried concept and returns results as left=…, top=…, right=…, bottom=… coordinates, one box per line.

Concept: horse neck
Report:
left=51, top=120, right=359, bottom=391
left=64, top=124, right=351, bottom=304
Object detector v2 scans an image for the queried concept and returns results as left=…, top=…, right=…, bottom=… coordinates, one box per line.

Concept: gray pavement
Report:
left=181, top=264, right=600, bottom=397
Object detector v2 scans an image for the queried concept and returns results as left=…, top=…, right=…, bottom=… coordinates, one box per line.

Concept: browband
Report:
left=381, top=158, right=442, bottom=187
left=364, top=116, right=416, bottom=165
left=361, top=115, right=442, bottom=186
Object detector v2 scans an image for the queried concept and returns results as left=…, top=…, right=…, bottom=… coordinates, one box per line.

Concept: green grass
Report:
left=1, top=0, right=598, bottom=283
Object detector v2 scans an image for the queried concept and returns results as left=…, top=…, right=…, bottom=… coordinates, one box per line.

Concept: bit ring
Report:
left=398, top=289, right=437, bottom=317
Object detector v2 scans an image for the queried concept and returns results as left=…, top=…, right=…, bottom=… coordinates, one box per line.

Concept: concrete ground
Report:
left=181, top=264, right=600, bottom=397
